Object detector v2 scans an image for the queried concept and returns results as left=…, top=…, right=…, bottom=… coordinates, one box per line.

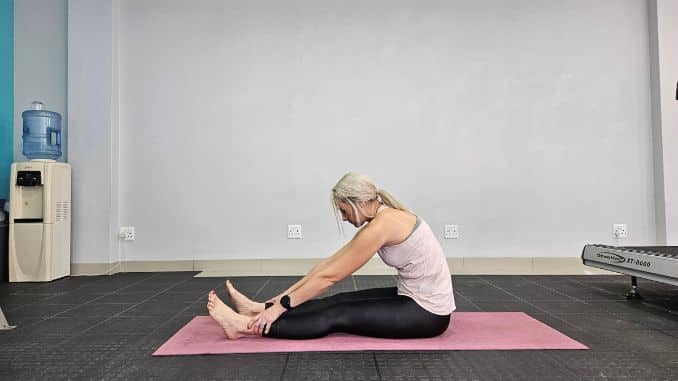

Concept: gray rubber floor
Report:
left=1, top=273, right=678, bottom=380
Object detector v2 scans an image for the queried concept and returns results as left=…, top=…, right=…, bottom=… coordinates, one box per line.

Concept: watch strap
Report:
left=280, top=295, right=294, bottom=310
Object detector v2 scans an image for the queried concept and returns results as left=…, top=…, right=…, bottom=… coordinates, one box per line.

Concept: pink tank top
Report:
left=377, top=215, right=456, bottom=316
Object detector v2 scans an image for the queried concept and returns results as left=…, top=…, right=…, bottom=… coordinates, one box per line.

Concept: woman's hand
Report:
left=247, top=303, right=287, bottom=336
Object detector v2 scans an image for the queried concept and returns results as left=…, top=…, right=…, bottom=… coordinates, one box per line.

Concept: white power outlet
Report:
left=613, top=224, right=628, bottom=239
left=288, top=224, right=302, bottom=239
left=119, top=226, right=136, bottom=241
left=444, top=224, right=459, bottom=239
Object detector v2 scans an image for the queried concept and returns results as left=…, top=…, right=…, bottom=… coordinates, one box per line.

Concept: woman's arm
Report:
left=266, top=247, right=346, bottom=303
left=266, top=258, right=330, bottom=303
left=281, top=220, right=387, bottom=308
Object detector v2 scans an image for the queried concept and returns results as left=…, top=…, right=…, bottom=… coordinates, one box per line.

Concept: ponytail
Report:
left=376, top=188, right=408, bottom=212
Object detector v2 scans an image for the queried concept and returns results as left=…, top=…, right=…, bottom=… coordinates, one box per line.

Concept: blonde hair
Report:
left=330, top=172, right=408, bottom=233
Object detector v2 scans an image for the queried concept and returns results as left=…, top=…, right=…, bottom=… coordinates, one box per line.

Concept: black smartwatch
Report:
left=280, top=295, right=294, bottom=310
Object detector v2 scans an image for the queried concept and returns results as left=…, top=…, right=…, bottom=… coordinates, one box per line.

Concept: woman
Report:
left=207, top=172, right=455, bottom=339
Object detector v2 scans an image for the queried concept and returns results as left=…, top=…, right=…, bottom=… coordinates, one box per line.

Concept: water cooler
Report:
left=9, top=161, right=71, bottom=282
left=8, top=102, right=71, bottom=282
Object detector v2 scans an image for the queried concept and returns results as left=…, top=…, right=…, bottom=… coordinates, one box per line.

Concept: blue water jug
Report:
left=22, top=101, right=62, bottom=160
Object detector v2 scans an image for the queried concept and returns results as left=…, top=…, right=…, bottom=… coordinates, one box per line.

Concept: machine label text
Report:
left=597, top=252, right=626, bottom=264
left=626, top=258, right=651, bottom=267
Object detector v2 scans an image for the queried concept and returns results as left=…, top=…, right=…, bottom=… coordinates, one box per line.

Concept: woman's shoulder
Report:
left=377, top=206, right=416, bottom=221
left=372, top=207, right=418, bottom=245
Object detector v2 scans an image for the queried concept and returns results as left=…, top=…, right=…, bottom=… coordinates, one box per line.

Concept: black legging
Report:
left=262, top=287, right=451, bottom=340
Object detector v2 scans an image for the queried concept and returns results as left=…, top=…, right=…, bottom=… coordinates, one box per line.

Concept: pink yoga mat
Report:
left=153, top=312, right=587, bottom=355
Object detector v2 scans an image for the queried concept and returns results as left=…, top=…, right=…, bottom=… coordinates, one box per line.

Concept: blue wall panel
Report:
left=0, top=0, right=13, bottom=201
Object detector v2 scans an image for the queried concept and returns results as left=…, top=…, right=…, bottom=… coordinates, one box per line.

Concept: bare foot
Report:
left=226, top=280, right=265, bottom=317
left=207, top=290, right=255, bottom=339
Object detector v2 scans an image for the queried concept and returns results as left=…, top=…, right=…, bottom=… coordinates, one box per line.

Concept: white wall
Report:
left=14, top=0, right=68, bottom=162
left=71, top=0, right=661, bottom=264
left=67, top=0, right=120, bottom=265
left=119, top=0, right=657, bottom=261
left=651, top=0, right=678, bottom=244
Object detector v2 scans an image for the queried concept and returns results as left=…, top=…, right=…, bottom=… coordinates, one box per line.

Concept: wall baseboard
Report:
left=71, top=257, right=617, bottom=276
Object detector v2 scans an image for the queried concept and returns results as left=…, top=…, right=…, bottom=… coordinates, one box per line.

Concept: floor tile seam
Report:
left=3, top=291, right=71, bottom=296
left=465, top=298, right=603, bottom=303
left=479, top=277, right=586, bottom=331
left=605, top=299, right=678, bottom=316
left=276, top=353, right=290, bottom=381
left=122, top=278, right=225, bottom=323
left=180, top=278, right=231, bottom=310
left=628, top=326, right=678, bottom=339
left=498, top=350, right=581, bottom=380
left=452, top=290, right=482, bottom=311
left=371, top=352, right=383, bottom=381
left=660, top=329, right=678, bottom=338
left=418, top=352, right=441, bottom=381
left=8, top=273, right=164, bottom=327
left=589, top=282, right=678, bottom=313
left=89, top=279, right=228, bottom=374
left=13, top=296, right=191, bottom=310
left=252, top=277, right=273, bottom=301
left=520, top=276, right=588, bottom=303
left=13, top=274, right=159, bottom=308
left=4, top=291, right=94, bottom=312
left=541, top=351, right=609, bottom=379
left=552, top=351, right=678, bottom=375
left=562, top=276, right=629, bottom=299
left=517, top=279, right=645, bottom=314
left=51, top=277, right=195, bottom=347
left=645, top=303, right=678, bottom=316
left=0, top=281, right=62, bottom=296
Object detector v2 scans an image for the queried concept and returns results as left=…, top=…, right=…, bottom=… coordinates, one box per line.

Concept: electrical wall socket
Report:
left=119, top=226, right=136, bottom=241
left=287, top=224, right=302, bottom=239
left=613, top=224, right=628, bottom=239
left=444, top=224, right=459, bottom=239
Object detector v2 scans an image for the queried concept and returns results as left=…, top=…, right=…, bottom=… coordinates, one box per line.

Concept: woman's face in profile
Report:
left=338, top=201, right=362, bottom=227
